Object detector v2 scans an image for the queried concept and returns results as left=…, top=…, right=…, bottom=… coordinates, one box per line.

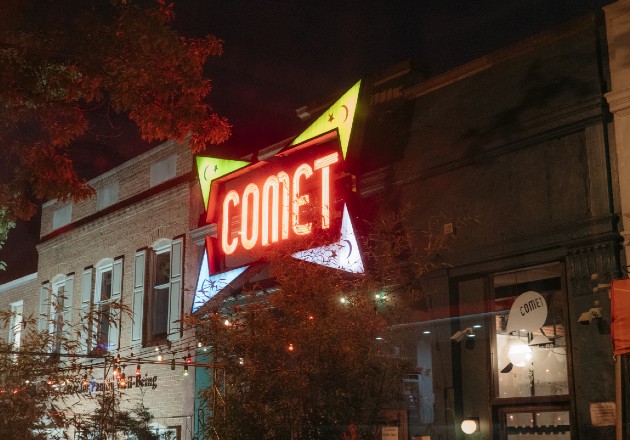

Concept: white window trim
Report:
left=95, top=259, right=114, bottom=350
left=91, top=257, right=123, bottom=353
left=148, top=241, right=171, bottom=341
left=8, top=300, right=24, bottom=349
left=133, top=236, right=183, bottom=347
left=50, top=276, right=66, bottom=337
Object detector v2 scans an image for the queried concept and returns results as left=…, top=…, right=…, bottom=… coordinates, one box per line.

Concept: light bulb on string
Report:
left=183, top=364, right=189, bottom=376
left=171, top=357, right=176, bottom=371
left=507, top=340, right=533, bottom=367
left=136, top=364, right=141, bottom=377
left=186, top=353, right=192, bottom=364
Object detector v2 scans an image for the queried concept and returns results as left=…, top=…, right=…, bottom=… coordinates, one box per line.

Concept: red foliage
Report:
left=0, top=0, right=230, bottom=225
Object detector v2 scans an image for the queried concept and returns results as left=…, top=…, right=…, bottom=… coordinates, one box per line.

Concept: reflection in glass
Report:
left=494, top=263, right=568, bottom=398
left=505, top=410, right=570, bottom=439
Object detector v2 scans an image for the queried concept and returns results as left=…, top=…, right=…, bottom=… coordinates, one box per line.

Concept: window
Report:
left=131, top=237, right=183, bottom=347
left=38, top=274, right=74, bottom=353
left=52, top=204, right=72, bottom=230
left=80, top=258, right=123, bottom=354
left=150, top=155, right=177, bottom=187
left=150, top=247, right=171, bottom=339
left=8, top=301, right=23, bottom=350
left=493, top=263, right=569, bottom=398
left=96, top=181, right=119, bottom=210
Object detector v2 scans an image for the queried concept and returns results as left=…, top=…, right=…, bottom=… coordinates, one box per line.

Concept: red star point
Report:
left=328, top=113, right=334, bottom=123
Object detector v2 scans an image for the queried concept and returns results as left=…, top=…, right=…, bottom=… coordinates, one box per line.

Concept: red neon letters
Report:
left=221, top=153, right=338, bottom=255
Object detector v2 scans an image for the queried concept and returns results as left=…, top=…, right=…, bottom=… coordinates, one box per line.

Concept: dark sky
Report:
left=174, top=0, right=612, bottom=154
left=0, top=0, right=613, bottom=283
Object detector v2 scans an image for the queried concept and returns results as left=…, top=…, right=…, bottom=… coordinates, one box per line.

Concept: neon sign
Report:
left=220, top=152, right=339, bottom=255
left=192, top=81, right=364, bottom=313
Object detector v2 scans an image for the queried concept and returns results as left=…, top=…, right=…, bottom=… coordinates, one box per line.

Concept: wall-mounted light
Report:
left=461, top=417, right=479, bottom=434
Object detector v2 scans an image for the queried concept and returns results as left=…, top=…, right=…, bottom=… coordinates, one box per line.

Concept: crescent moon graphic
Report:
left=342, top=239, right=353, bottom=259
left=203, top=165, right=210, bottom=181
left=341, top=105, right=349, bottom=122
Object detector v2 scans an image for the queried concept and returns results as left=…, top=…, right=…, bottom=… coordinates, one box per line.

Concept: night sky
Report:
left=0, top=0, right=614, bottom=283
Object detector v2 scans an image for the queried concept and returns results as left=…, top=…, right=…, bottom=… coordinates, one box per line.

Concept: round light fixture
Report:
left=507, top=341, right=533, bottom=367
left=461, top=418, right=479, bottom=434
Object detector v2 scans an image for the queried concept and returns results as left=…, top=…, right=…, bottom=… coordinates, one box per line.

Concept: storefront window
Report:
left=493, top=263, right=569, bottom=398
left=502, top=409, right=570, bottom=439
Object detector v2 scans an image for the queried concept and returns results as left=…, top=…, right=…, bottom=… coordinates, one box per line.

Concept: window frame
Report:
left=94, top=260, right=115, bottom=351
left=50, top=276, right=66, bottom=352
left=133, top=236, right=184, bottom=348
left=8, top=300, right=24, bottom=350
left=146, top=243, right=171, bottom=344
left=489, top=262, right=575, bottom=439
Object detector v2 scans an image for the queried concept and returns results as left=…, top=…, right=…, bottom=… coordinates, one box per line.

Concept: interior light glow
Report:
left=507, top=341, right=533, bottom=367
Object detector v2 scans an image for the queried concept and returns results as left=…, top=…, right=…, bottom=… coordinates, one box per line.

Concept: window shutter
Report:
left=79, top=268, right=93, bottom=354
left=38, top=283, right=49, bottom=332
left=168, top=237, right=184, bottom=340
left=132, top=250, right=146, bottom=345
left=109, top=258, right=123, bottom=350
left=61, top=274, right=74, bottom=352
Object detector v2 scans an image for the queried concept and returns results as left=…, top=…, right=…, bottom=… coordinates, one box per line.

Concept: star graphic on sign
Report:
left=214, top=164, right=219, bottom=172
left=328, top=113, right=334, bottom=123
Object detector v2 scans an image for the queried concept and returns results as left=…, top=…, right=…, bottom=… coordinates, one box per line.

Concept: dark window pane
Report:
left=100, top=270, right=112, bottom=301
left=98, top=304, right=110, bottom=347
left=155, top=252, right=170, bottom=286
left=152, top=286, right=169, bottom=336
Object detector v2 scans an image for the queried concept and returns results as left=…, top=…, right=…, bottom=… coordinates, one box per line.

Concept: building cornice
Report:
left=0, top=273, right=37, bottom=292
left=404, top=14, right=597, bottom=99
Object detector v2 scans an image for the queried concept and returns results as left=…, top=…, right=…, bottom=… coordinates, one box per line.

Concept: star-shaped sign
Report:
left=291, top=80, right=361, bottom=160
left=195, top=157, right=250, bottom=210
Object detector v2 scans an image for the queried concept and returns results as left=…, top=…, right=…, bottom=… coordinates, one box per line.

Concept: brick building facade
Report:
left=1, top=139, right=204, bottom=438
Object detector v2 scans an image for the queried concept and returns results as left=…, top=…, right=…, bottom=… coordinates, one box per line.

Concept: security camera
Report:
left=451, top=328, right=473, bottom=343
left=578, top=308, right=602, bottom=325
left=451, top=330, right=465, bottom=342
